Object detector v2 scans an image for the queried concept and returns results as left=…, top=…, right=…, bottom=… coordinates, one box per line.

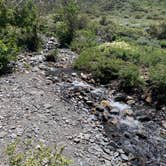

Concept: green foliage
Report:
left=14, top=0, right=40, bottom=51
left=99, top=16, right=108, bottom=26
left=119, top=64, right=143, bottom=88
left=148, top=22, right=166, bottom=40
left=14, top=0, right=37, bottom=28
left=75, top=46, right=125, bottom=83
left=149, top=64, right=166, bottom=104
left=55, top=0, right=79, bottom=46
left=45, top=48, right=58, bottom=62
left=71, top=29, right=97, bottom=53
left=55, top=21, right=71, bottom=47
left=6, top=140, right=71, bottom=166
left=0, top=39, right=18, bottom=74
left=77, top=14, right=89, bottom=29
left=160, top=40, right=166, bottom=48
left=150, top=64, right=166, bottom=90
left=0, top=0, right=14, bottom=27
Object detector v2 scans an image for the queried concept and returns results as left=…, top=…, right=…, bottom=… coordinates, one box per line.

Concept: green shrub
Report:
left=0, top=0, right=13, bottom=27
left=55, top=0, right=79, bottom=46
left=55, top=21, right=71, bottom=46
left=6, top=140, right=71, bottom=166
left=71, top=29, right=97, bottom=53
left=148, top=22, right=166, bottom=40
left=160, top=40, right=166, bottom=48
left=149, top=64, right=166, bottom=104
left=139, top=47, right=166, bottom=67
left=14, top=0, right=40, bottom=51
left=74, top=46, right=126, bottom=83
left=119, top=64, right=143, bottom=89
left=98, top=41, right=141, bottom=63
left=150, top=64, right=166, bottom=90
left=17, top=26, right=40, bottom=52
left=77, top=14, right=89, bottom=29
left=14, top=0, right=37, bottom=28
left=0, top=39, right=18, bottom=74
left=45, top=48, right=58, bottom=62
left=99, top=16, right=108, bottom=26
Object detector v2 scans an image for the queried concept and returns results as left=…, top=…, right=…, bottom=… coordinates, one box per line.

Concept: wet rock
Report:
left=110, top=107, right=120, bottom=115
left=127, top=100, right=136, bottom=105
left=101, top=100, right=111, bottom=108
left=161, top=121, right=166, bottom=129
left=114, top=94, right=126, bottom=102
left=72, top=73, right=77, bottom=77
left=96, top=105, right=105, bottom=112
left=86, top=100, right=94, bottom=106
left=123, top=109, right=133, bottom=116
left=121, top=154, right=129, bottom=161
left=135, top=130, right=147, bottom=139
left=160, top=129, right=166, bottom=138
left=81, top=73, right=88, bottom=80
left=74, top=137, right=80, bottom=143
left=137, top=115, right=151, bottom=122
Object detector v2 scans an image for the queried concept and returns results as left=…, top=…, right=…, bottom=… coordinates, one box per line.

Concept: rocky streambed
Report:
left=0, top=37, right=165, bottom=166
left=42, top=37, right=166, bottom=166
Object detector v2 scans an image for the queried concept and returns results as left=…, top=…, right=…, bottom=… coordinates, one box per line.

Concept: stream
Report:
left=28, top=37, right=166, bottom=165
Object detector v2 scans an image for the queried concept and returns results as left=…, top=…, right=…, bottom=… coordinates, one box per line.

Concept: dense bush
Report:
left=75, top=46, right=125, bottom=83
left=55, top=21, right=71, bottom=47
left=55, top=0, right=79, bottom=46
left=45, top=48, right=58, bottom=62
left=14, top=0, right=40, bottom=51
left=71, top=29, right=97, bottom=53
left=6, top=140, right=71, bottom=166
left=148, top=22, right=166, bottom=40
left=149, top=64, right=166, bottom=105
left=119, top=64, right=143, bottom=89
left=150, top=64, right=166, bottom=90
left=0, top=39, right=18, bottom=73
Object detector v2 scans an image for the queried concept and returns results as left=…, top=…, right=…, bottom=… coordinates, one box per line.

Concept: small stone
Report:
left=81, top=73, right=88, bottom=80
left=161, top=121, right=166, bottom=129
left=123, top=109, right=133, bottom=116
left=83, top=134, right=91, bottom=140
left=110, top=108, right=120, bottom=115
left=10, top=133, right=17, bottom=139
left=101, top=100, right=110, bottom=108
left=136, top=130, right=147, bottom=139
left=145, top=96, right=152, bottom=103
left=0, top=131, right=7, bottom=138
left=72, top=73, right=77, bottom=77
left=160, top=129, right=166, bottom=138
left=16, top=128, right=24, bottom=136
left=138, top=115, right=151, bottom=122
left=127, top=100, right=135, bottom=105
left=114, top=152, right=119, bottom=157
left=86, top=100, right=94, bottom=106
left=121, top=154, right=129, bottom=161
left=44, top=104, right=53, bottom=109
left=96, top=105, right=105, bottom=112
left=74, top=137, right=80, bottom=143
left=117, top=149, right=125, bottom=154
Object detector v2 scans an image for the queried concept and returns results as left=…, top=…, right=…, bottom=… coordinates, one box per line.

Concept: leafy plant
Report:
left=119, top=63, right=143, bottom=89
left=55, top=0, right=79, bottom=46
left=6, top=140, right=71, bottom=166
left=0, top=39, right=18, bottom=74
left=71, top=29, right=97, bottom=53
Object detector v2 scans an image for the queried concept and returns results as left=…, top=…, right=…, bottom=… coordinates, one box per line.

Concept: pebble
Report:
left=44, top=103, right=53, bottom=109
left=0, top=131, right=7, bottom=138
left=121, top=154, right=129, bottom=161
